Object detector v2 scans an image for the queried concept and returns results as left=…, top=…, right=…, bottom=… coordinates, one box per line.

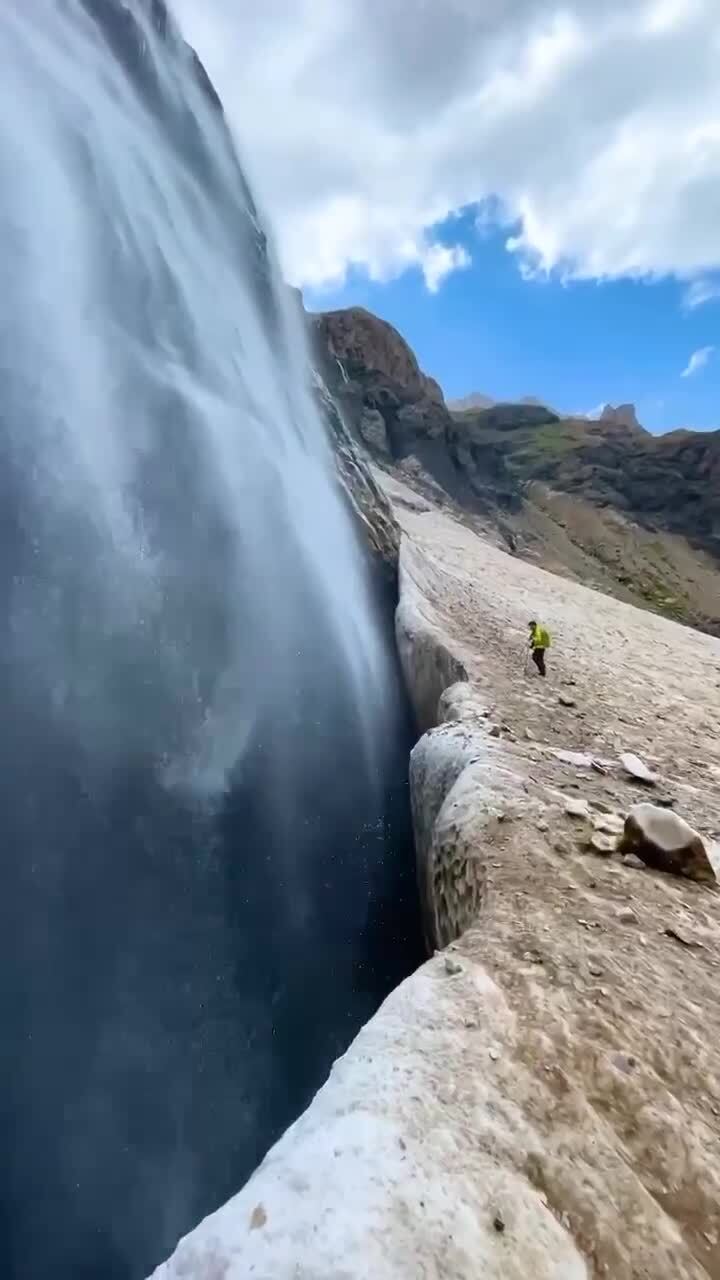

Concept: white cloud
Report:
left=681, top=345, right=714, bottom=377
left=682, top=278, right=720, bottom=309
left=421, top=243, right=471, bottom=292
left=174, top=0, right=720, bottom=291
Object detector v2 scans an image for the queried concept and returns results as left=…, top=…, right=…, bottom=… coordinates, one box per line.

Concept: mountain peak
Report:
left=599, top=403, right=644, bottom=431
left=448, top=391, right=495, bottom=412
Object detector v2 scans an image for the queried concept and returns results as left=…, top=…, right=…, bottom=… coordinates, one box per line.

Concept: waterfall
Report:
left=0, top=3, right=421, bottom=1277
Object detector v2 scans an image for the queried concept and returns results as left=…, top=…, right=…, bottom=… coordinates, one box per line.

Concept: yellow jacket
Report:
left=530, top=623, right=551, bottom=650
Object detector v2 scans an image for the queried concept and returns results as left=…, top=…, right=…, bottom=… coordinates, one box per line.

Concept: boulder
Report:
left=618, top=804, right=717, bottom=883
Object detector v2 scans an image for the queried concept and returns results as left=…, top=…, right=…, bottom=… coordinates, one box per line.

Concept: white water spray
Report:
left=0, top=5, right=419, bottom=1278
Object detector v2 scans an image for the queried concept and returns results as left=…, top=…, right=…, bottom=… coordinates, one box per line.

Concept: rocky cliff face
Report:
left=311, top=304, right=720, bottom=636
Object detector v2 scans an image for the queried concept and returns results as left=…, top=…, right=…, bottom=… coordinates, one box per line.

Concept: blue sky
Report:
left=305, top=209, right=719, bottom=434
left=177, top=1, right=720, bottom=438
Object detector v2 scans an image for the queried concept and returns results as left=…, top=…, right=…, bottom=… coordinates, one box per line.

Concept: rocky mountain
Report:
left=448, top=391, right=495, bottom=411
left=600, top=402, right=645, bottom=432
left=449, top=391, right=557, bottom=412
left=310, top=304, right=720, bottom=636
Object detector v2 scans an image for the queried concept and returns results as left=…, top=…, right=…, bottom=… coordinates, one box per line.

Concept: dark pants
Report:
left=531, top=647, right=546, bottom=677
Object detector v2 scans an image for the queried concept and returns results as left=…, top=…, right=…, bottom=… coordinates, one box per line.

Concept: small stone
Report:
left=591, top=760, right=608, bottom=776
left=536, top=818, right=550, bottom=832
left=593, top=813, right=625, bottom=835
left=488, top=1047, right=500, bottom=1061
left=559, top=694, right=576, bottom=708
left=250, top=1204, right=267, bottom=1231
left=664, top=925, right=704, bottom=949
left=554, top=750, right=595, bottom=767
left=588, top=832, right=616, bottom=856
left=565, top=797, right=591, bottom=819
left=612, top=1052, right=637, bottom=1074
left=588, top=963, right=603, bottom=977
left=489, top=725, right=502, bottom=738
left=524, top=727, right=536, bottom=741
left=619, top=752, right=657, bottom=785
left=493, top=1211, right=506, bottom=1234
left=621, top=852, right=646, bottom=870
left=617, top=906, right=638, bottom=924
left=444, top=955, right=463, bottom=975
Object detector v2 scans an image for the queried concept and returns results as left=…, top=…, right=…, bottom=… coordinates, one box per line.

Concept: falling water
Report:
left=0, top=3, right=422, bottom=1277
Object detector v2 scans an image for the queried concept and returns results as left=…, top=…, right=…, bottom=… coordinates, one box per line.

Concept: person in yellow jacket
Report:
left=528, top=620, right=551, bottom=677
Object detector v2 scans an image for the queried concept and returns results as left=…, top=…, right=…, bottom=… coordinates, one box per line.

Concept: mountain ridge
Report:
left=310, top=303, right=720, bottom=636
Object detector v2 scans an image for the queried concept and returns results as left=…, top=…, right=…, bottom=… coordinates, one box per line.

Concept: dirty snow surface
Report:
left=152, top=478, right=720, bottom=1280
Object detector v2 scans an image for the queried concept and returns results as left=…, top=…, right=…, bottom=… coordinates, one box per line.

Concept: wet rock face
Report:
left=619, top=804, right=718, bottom=883
left=359, top=407, right=390, bottom=456
left=313, top=307, right=444, bottom=405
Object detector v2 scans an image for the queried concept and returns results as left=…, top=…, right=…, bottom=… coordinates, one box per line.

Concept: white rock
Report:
left=588, top=832, right=616, bottom=856
left=619, top=753, right=657, bottom=785
left=621, top=852, right=646, bottom=870
left=564, top=797, right=591, bottom=819
left=554, top=750, right=596, bottom=768
left=592, top=813, right=625, bottom=835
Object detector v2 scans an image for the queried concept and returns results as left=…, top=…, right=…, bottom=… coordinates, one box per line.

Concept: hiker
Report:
left=528, top=619, right=551, bottom=677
